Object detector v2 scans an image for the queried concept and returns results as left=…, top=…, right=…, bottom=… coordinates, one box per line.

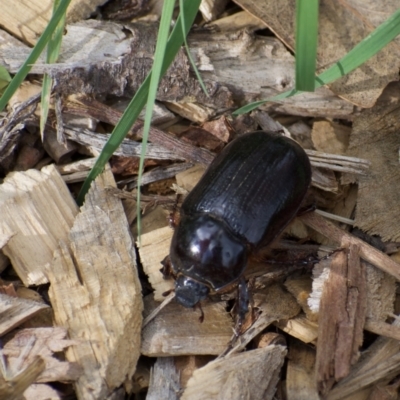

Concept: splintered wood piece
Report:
left=2, top=327, right=81, bottom=383
left=146, top=357, right=180, bottom=400
left=0, top=164, right=78, bottom=286
left=47, top=165, right=143, bottom=400
left=209, top=10, right=265, bottom=31
left=141, top=295, right=232, bottom=356
left=286, top=340, right=319, bottom=400
left=224, top=284, right=301, bottom=356
left=315, top=244, right=366, bottom=395
left=2, top=21, right=352, bottom=119
left=364, top=318, right=400, bottom=342
left=181, top=345, right=287, bottom=400
left=300, top=212, right=400, bottom=282
left=187, top=25, right=353, bottom=119
left=284, top=275, right=317, bottom=321
left=0, top=293, right=49, bottom=336
left=327, top=319, right=400, bottom=400
left=275, top=315, right=318, bottom=344
left=164, top=101, right=215, bottom=123
left=139, top=226, right=174, bottom=301
left=0, top=355, right=45, bottom=400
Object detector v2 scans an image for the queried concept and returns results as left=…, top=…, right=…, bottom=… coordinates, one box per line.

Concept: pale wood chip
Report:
left=181, top=345, right=287, bottom=400
left=47, top=165, right=143, bottom=400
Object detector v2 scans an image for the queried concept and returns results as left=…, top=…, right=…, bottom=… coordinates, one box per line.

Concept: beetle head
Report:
left=175, top=275, right=209, bottom=308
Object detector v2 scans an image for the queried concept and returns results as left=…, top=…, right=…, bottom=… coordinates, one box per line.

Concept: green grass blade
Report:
left=137, top=0, right=175, bottom=241
left=234, top=7, right=400, bottom=115
left=180, top=0, right=209, bottom=96
left=0, top=66, right=12, bottom=94
left=295, top=0, right=318, bottom=91
left=76, top=0, right=202, bottom=205
left=315, top=7, right=400, bottom=87
left=0, top=0, right=71, bottom=112
left=40, top=0, right=67, bottom=139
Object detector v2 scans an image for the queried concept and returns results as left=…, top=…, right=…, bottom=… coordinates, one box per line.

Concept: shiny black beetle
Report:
left=168, top=131, right=312, bottom=319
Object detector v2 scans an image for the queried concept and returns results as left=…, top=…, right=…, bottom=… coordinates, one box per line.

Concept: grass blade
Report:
left=136, top=0, right=176, bottom=240
left=180, top=0, right=209, bottom=96
left=0, top=66, right=11, bottom=94
left=40, top=0, right=67, bottom=140
left=0, top=0, right=71, bottom=112
left=295, top=0, right=319, bottom=91
left=76, top=0, right=202, bottom=205
left=234, top=7, right=400, bottom=115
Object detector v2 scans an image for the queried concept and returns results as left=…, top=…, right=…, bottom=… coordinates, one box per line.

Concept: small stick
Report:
left=142, top=292, right=176, bottom=328
left=300, top=212, right=400, bottom=282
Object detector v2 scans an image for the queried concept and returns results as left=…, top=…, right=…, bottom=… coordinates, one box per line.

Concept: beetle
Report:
left=168, top=130, right=312, bottom=323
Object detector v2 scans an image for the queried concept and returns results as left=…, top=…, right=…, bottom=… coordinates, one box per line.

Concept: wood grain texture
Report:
left=47, top=164, right=143, bottom=400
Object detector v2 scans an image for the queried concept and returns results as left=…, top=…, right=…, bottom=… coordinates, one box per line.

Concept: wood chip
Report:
left=142, top=295, right=232, bottom=357
left=315, top=244, right=366, bottom=394
left=181, top=345, right=287, bottom=400
left=146, top=357, right=180, bottom=400
left=46, top=165, right=143, bottom=400
left=0, top=165, right=78, bottom=286
left=327, top=319, right=400, bottom=400
left=138, top=226, right=174, bottom=301
left=286, top=339, right=319, bottom=400
left=2, top=327, right=81, bottom=383
left=0, top=355, right=45, bottom=400
left=0, top=294, right=49, bottom=336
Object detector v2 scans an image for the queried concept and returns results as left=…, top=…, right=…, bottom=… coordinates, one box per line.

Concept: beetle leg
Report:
left=160, top=255, right=175, bottom=279
left=195, top=302, right=205, bottom=323
left=168, top=193, right=182, bottom=228
left=296, top=203, right=316, bottom=217
left=234, top=277, right=250, bottom=336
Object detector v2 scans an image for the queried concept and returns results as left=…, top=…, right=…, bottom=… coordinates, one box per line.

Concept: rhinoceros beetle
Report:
left=167, top=130, right=312, bottom=324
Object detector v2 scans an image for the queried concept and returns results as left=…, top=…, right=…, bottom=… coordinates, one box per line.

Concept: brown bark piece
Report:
left=141, top=295, right=232, bottom=356
left=47, top=165, right=143, bottom=400
left=347, top=82, right=400, bottom=241
left=1, top=20, right=353, bottom=119
left=315, top=243, right=366, bottom=395
left=327, top=319, right=400, bottom=400
left=300, top=212, right=400, bottom=282
left=0, top=164, right=78, bottom=286
left=181, top=345, right=287, bottom=400
left=0, top=294, right=49, bottom=336
left=234, top=0, right=399, bottom=107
